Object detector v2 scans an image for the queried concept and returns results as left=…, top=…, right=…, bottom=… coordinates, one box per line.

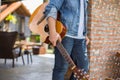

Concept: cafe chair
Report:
left=18, top=33, right=33, bottom=64
left=24, top=48, right=33, bottom=64
left=0, top=31, right=25, bottom=67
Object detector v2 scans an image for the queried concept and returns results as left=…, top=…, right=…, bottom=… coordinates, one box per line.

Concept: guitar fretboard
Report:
left=56, top=40, right=76, bottom=68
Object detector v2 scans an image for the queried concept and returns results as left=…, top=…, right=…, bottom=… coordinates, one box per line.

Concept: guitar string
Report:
left=56, top=41, right=76, bottom=68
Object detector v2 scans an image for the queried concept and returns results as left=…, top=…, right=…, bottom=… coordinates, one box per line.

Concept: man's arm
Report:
left=44, top=0, right=65, bottom=46
left=85, top=36, right=90, bottom=45
left=47, top=17, right=61, bottom=46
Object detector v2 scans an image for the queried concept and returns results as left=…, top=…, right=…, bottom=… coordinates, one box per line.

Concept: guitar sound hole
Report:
left=44, top=24, right=49, bottom=32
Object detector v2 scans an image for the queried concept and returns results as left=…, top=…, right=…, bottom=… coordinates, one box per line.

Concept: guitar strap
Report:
left=57, top=11, right=61, bottom=21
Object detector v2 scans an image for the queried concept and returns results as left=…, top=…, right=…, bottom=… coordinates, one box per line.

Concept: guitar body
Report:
left=29, top=2, right=66, bottom=43
left=29, top=2, right=89, bottom=80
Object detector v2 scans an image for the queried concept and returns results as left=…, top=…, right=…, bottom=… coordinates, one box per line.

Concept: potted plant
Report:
left=30, top=34, right=40, bottom=43
left=31, top=35, right=46, bottom=55
left=0, top=14, right=17, bottom=32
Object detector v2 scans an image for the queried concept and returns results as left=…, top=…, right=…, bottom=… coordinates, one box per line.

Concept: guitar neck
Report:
left=56, top=40, right=76, bottom=69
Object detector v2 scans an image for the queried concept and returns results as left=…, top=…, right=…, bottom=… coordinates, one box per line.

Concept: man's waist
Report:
left=65, top=34, right=85, bottom=39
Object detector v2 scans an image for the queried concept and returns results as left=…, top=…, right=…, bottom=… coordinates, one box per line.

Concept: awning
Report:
left=0, top=1, right=31, bottom=23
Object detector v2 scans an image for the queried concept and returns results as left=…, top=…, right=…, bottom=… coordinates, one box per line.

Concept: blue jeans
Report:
left=52, top=36, right=89, bottom=80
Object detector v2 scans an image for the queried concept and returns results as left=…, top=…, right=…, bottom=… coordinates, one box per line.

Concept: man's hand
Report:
left=85, top=36, right=90, bottom=45
left=49, top=32, right=61, bottom=46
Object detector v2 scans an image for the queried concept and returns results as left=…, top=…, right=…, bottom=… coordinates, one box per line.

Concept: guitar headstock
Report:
left=72, top=67, right=89, bottom=80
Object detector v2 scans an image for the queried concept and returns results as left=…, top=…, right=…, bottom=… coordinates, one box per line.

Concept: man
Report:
left=44, top=0, right=89, bottom=80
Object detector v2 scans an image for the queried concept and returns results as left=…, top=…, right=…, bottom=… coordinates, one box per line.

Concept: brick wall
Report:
left=87, top=0, right=120, bottom=79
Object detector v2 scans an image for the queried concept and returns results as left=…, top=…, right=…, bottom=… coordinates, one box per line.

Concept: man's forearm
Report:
left=47, top=17, right=61, bottom=46
left=47, top=17, right=57, bottom=35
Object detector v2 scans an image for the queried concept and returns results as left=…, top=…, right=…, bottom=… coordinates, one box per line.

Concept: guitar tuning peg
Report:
left=83, top=76, right=86, bottom=78
left=78, top=69, right=81, bottom=72
left=74, top=72, right=77, bottom=75
left=83, top=76, right=86, bottom=80
left=80, top=73, right=83, bottom=75
left=74, top=74, right=77, bottom=78
left=77, top=76, right=80, bottom=78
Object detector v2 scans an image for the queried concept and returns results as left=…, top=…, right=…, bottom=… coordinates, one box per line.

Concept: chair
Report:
left=24, top=47, right=33, bottom=64
left=0, top=31, right=25, bottom=67
left=18, top=32, right=33, bottom=64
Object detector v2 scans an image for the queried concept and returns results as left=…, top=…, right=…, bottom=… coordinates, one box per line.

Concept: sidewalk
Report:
left=0, top=54, right=54, bottom=80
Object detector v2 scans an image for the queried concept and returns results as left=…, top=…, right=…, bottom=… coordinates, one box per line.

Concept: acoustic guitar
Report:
left=29, top=2, right=89, bottom=80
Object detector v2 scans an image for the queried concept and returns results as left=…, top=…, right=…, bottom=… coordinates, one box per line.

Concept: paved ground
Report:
left=0, top=54, right=54, bottom=80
